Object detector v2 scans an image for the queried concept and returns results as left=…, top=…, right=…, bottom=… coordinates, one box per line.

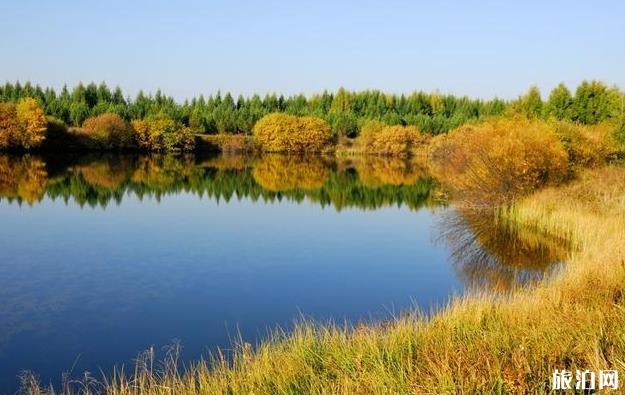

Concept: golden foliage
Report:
left=252, top=155, right=330, bottom=191
left=0, top=155, right=47, bottom=203
left=253, top=113, right=333, bottom=153
left=431, top=117, right=569, bottom=205
left=554, top=121, right=620, bottom=168
left=357, top=121, right=421, bottom=157
left=131, top=118, right=195, bottom=152
left=82, top=113, right=134, bottom=149
left=0, top=103, right=19, bottom=148
left=15, top=98, right=47, bottom=149
left=0, top=99, right=46, bottom=149
left=130, top=119, right=151, bottom=149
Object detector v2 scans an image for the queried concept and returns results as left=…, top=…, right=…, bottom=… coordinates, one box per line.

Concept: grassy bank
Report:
left=20, top=165, right=625, bottom=394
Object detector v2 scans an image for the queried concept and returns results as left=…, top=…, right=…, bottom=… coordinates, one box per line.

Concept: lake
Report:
left=0, top=153, right=565, bottom=393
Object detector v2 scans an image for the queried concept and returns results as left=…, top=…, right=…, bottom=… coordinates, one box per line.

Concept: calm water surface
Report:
left=0, top=154, right=565, bottom=393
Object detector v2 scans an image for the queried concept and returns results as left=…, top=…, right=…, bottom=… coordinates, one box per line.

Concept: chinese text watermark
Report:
left=552, top=369, right=618, bottom=391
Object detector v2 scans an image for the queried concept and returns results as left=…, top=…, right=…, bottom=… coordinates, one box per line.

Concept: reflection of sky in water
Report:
left=0, top=193, right=459, bottom=392
left=0, top=154, right=570, bottom=393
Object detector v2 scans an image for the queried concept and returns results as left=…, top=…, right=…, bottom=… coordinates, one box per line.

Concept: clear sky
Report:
left=1, top=0, right=623, bottom=100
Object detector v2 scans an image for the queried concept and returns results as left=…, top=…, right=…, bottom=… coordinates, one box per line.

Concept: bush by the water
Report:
left=357, top=121, right=421, bottom=157
left=431, top=117, right=569, bottom=205
left=0, top=98, right=47, bottom=150
left=82, top=113, right=134, bottom=149
left=131, top=117, right=195, bottom=152
left=554, top=121, right=620, bottom=168
left=253, top=113, right=333, bottom=153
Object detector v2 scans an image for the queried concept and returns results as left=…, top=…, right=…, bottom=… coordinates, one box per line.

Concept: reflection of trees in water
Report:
left=436, top=209, right=570, bottom=292
left=0, top=155, right=47, bottom=204
left=252, top=155, right=330, bottom=191
left=70, top=156, right=135, bottom=189
left=199, top=153, right=251, bottom=171
left=354, top=157, right=428, bottom=187
left=131, top=154, right=201, bottom=189
left=0, top=153, right=439, bottom=211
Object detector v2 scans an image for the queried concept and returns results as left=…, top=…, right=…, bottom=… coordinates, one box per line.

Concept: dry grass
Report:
left=20, top=165, right=625, bottom=394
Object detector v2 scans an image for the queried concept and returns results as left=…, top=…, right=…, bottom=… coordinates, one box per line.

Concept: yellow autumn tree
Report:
left=15, top=98, right=47, bottom=149
left=0, top=103, right=19, bottom=149
left=253, top=113, right=333, bottom=153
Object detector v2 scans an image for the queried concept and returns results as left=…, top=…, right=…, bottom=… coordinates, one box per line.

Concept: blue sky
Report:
left=1, top=0, right=623, bottom=100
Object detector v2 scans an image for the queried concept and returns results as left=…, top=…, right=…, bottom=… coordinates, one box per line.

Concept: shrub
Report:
left=253, top=113, right=333, bottom=153
left=82, top=113, right=134, bottom=149
left=554, top=121, right=619, bottom=167
left=431, top=117, right=569, bottom=205
left=131, top=117, right=195, bottom=152
left=0, top=99, right=47, bottom=150
left=357, top=121, right=421, bottom=157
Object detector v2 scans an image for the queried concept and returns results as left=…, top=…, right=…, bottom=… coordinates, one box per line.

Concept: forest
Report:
left=1, top=80, right=623, bottom=153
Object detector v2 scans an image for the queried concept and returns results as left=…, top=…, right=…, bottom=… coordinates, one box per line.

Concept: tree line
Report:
left=1, top=80, right=623, bottom=153
left=0, top=82, right=510, bottom=136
